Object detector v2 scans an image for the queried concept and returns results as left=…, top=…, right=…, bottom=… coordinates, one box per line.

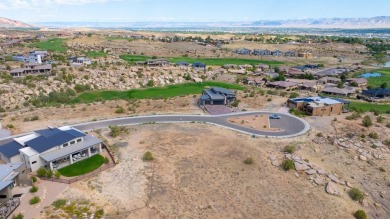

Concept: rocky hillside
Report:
left=0, top=17, right=34, bottom=28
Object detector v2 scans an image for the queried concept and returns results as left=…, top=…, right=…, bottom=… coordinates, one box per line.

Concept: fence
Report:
left=0, top=197, right=20, bottom=219
left=38, top=163, right=116, bottom=184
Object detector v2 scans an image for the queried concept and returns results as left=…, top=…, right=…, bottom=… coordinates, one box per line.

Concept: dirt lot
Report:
left=228, top=114, right=282, bottom=132
left=42, top=121, right=382, bottom=219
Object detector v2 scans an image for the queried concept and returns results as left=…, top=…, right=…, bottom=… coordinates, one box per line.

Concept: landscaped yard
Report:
left=349, top=101, right=390, bottom=113
left=120, top=55, right=284, bottom=66
left=30, top=38, right=68, bottom=53
left=58, top=154, right=105, bottom=177
left=72, top=81, right=243, bottom=103
left=353, top=69, right=390, bottom=88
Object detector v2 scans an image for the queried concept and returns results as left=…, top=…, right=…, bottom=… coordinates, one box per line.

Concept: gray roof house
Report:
left=284, top=51, right=296, bottom=57
left=253, top=49, right=271, bottom=56
left=235, top=48, right=252, bottom=55
left=199, top=87, right=236, bottom=105
left=0, top=126, right=103, bottom=172
left=271, top=50, right=283, bottom=56
left=10, top=64, right=52, bottom=77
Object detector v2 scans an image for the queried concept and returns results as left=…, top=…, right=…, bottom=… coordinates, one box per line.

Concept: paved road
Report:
left=73, top=111, right=309, bottom=138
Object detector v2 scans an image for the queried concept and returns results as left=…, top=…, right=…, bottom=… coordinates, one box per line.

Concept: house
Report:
left=68, top=56, right=92, bottom=65
left=12, top=54, right=27, bottom=62
left=223, top=64, right=239, bottom=69
left=318, top=77, right=341, bottom=84
left=267, top=81, right=299, bottom=90
left=321, top=87, right=356, bottom=97
left=175, top=61, right=190, bottom=67
left=284, top=51, right=296, bottom=57
left=346, top=78, right=368, bottom=87
left=0, top=40, right=20, bottom=49
left=253, top=49, right=271, bottom=56
left=245, top=77, right=264, bottom=87
left=362, top=88, right=390, bottom=99
left=136, top=59, right=170, bottom=67
left=0, top=126, right=103, bottom=172
left=271, top=50, right=283, bottom=56
left=300, top=81, right=322, bottom=92
left=192, top=62, right=206, bottom=68
left=287, top=96, right=349, bottom=116
left=28, top=51, right=49, bottom=63
left=315, top=68, right=348, bottom=77
left=235, top=48, right=252, bottom=55
left=257, top=64, right=270, bottom=71
left=199, top=87, right=236, bottom=105
left=298, top=52, right=313, bottom=59
left=0, top=162, right=28, bottom=203
left=10, top=64, right=52, bottom=77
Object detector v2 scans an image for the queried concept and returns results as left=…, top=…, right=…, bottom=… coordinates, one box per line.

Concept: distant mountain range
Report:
left=0, top=17, right=34, bottom=28
left=251, top=16, right=390, bottom=28
left=2, top=16, right=390, bottom=29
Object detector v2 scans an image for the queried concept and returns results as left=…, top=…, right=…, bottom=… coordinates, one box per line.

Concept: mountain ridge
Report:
left=0, top=17, right=34, bottom=28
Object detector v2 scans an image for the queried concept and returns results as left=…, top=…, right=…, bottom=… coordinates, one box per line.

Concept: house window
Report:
left=76, top=139, right=82, bottom=143
left=63, top=143, right=69, bottom=147
left=70, top=141, right=75, bottom=145
left=0, top=195, right=7, bottom=199
left=32, top=161, right=37, bottom=164
left=331, top=107, right=333, bottom=112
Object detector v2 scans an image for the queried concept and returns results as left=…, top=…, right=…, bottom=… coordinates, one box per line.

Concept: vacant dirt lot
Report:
left=50, top=122, right=377, bottom=219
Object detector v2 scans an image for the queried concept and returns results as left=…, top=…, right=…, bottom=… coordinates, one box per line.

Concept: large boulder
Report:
left=326, top=182, right=341, bottom=196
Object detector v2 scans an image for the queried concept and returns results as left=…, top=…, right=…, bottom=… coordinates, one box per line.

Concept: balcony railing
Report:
left=0, top=197, right=20, bottom=219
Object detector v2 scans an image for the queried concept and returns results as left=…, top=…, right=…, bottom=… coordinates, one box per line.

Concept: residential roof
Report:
left=40, top=135, right=102, bottom=162
left=290, top=96, right=346, bottom=106
left=268, top=81, right=299, bottom=88
left=322, top=87, right=356, bottom=95
left=25, top=128, right=86, bottom=153
left=203, top=89, right=225, bottom=100
left=347, top=78, right=368, bottom=84
left=211, top=87, right=235, bottom=96
left=0, top=140, right=23, bottom=158
left=0, top=181, right=13, bottom=191
left=362, top=88, right=390, bottom=96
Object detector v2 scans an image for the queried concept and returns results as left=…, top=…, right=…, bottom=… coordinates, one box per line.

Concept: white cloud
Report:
left=0, top=0, right=126, bottom=9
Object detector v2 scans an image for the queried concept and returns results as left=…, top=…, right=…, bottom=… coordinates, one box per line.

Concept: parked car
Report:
left=269, top=114, right=281, bottom=119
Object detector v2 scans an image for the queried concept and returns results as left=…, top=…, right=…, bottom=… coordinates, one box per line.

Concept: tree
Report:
left=350, top=81, right=358, bottom=87
left=381, top=82, right=388, bottom=88
left=373, top=52, right=386, bottom=66
left=146, top=80, right=154, bottom=87
left=273, top=73, right=286, bottom=82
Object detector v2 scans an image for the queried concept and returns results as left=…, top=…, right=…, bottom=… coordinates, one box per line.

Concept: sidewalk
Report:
left=11, top=180, right=69, bottom=219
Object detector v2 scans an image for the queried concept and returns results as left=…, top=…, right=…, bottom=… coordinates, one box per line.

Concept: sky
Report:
left=0, top=0, right=389, bottom=23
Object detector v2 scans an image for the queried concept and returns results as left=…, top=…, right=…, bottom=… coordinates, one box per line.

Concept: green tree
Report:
left=381, top=82, right=388, bottom=88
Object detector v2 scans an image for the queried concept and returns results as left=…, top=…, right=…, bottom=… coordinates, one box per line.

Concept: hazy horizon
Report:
left=0, top=0, right=389, bottom=23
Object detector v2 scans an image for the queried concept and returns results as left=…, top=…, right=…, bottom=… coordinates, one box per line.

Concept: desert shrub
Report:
left=267, top=98, right=272, bottom=101
left=45, top=170, right=52, bottom=178
left=377, top=116, right=384, bottom=123
left=29, top=196, right=41, bottom=205
left=368, top=132, right=379, bottom=139
left=115, top=107, right=125, bottom=114
left=30, top=115, right=39, bottom=121
left=12, top=213, right=24, bottom=219
left=362, top=115, right=373, bottom=127
left=37, top=167, right=47, bottom=177
left=283, top=145, right=296, bottom=154
left=282, top=159, right=295, bottom=171
left=6, top=124, right=14, bottom=129
left=289, top=92, right=299, bottom=98
left=354, top=210, right=367, bottom=219
left=55, top=171, right=61, bottom=179
left=109, top=125, right=121, bottom=137
left=316, top=132, right=323, bottom=137
left=29, top=185, right=38, bottom=193
left=349, top=188, right=364, bottom=201
left=384, top=139, right=390, bottom=146
left=244, top=157, right=254, bottom=165
left=95, top=209, right=105, bottom=218
left=143, top=151, right=154, bottom=161
left=386, top=123, right=390, bottom=128
left=52, top=199, right=67, bottom=209
left=31, top=176, right=37, bottom=183
left=346, top=112, right=361, bottom=120
left=104, top=157, right=109, bottom=164
left=146, top=80, right=154, bottom=87
left=231, top=100, right=240, bottom=107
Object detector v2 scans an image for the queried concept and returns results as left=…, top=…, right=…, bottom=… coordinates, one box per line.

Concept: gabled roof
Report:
left=0, top=140, right=23, bottom=158
left=25, top=128, right=86, bottom=153
left=211, top=87, right=235, bottom=96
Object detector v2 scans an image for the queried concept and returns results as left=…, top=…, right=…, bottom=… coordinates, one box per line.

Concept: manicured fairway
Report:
left=71, top=81, right=243, bottom=103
